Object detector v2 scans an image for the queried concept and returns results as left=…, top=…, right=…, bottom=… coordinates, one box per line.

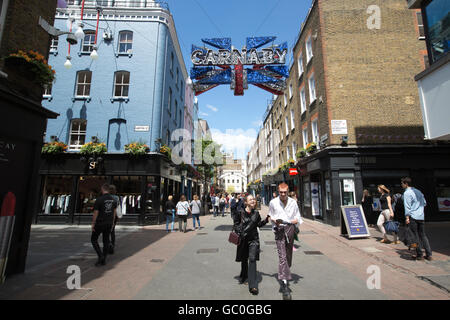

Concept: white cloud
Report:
left=206, top=104, right=219, bottom=112
left=199, top=112, right=209, bottom=117
left=211, top=128, right=257, bottom=160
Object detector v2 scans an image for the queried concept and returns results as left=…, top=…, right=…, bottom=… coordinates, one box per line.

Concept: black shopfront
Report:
left=35, top=153, right=196, bottom=225
left=295, top=145, right=450, bottom=226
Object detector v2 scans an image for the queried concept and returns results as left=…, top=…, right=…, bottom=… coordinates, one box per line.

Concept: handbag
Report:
left=228, top=212, right=243, bottom=246
left=384, top=220, right=399, bottom=234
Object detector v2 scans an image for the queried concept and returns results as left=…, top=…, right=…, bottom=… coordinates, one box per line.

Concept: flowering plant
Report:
left=125, top=142, right=150, bottom=155
left=80, top=142, right=107, bottom=155
left=305, top=142, right=317, bottom=153
left=159, top=145, right=171, bottom=158
left=5, top=50, right=56, bottom=85
left=42, top=141, right=67, bottom=154
left=296, top=148, right=307, bottom=158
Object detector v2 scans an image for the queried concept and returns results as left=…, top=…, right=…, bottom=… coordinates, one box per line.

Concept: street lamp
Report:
left=90, top=47, right=99, bottom=60
left=74, top=22, right=85, bottom=39
left=64, top=56, right=72, bottom=69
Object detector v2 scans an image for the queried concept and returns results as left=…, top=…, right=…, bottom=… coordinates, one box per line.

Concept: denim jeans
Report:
left=192, top=214, right=201, bottom=228
left=240, top=259, right=258, bottom=290
left=409, top=218, right=432, bottom=257
left=166, top=213, right=174, bottom=231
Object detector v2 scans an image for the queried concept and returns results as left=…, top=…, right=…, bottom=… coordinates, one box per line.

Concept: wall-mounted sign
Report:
left=438, top=198, right=450, bottom=212
left=135, top=126, right=149, bottom=132
left=340, top=205, right=370, bottom=239
left=289, top=168, right=298, bottom=176
left=191, top=37, right=289, bottom=96
left=331, top=120, right=348, bottom=135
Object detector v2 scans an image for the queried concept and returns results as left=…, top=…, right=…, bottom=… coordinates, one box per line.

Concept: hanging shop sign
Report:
left=289, top=168, right=298, bottom=176
left=190, top=37, right=289, bottom=96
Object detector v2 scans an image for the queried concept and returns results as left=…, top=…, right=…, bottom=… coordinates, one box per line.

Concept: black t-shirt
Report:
left=93, top=194, right=117, bottom=226
left=165, top=200, right=176, bottom=215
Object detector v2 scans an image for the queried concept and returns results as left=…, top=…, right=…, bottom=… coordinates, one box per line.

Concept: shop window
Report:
left=303, top=181, right=311, bottom=207
left=41, top=176, right=73, bottom=214
left=325, top=179, right=332, bottom=210
left=340, top=179, right=355, bottom=206
left=111, top=176, right=146, bottom=214
left=76, top=176, right=108, bottom=213
left=437, top=185, right=450, bottom=213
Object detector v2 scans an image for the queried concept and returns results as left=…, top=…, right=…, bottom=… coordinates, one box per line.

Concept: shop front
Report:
left=296, top=145, right=450, bottom=226
left=35, top=153, right=185, bottom=225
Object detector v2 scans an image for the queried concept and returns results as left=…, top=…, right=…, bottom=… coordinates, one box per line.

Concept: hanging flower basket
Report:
left=42, top=141, right=68, bottom=154
left=159, top=145, right=172, bottom=159
left=306, top=142, right=317, bottom=154
left=296, top=148, right=307, bottom=159
left=4, top=50, right=56, bottom=86
left=125, top=142, right=150, bottom=155
left=80, top=142, right=107, bottom=155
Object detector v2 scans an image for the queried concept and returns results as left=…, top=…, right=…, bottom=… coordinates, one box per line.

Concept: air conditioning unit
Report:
left=103, top=30, right=113, bottom=41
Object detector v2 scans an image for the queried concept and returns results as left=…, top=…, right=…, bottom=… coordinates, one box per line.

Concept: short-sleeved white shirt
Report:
left=268, top=197, right=303, bottom=229
left=176, top=201, right=190, bottom=215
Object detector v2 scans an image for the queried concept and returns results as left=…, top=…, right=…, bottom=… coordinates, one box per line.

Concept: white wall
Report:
left=418, top=61, right=450, bottom=140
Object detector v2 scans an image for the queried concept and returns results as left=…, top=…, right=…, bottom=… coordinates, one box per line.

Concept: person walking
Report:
left=376, top=185, right=399, bottom=244
left=362, top=189, right=375, bottom=227
left=234, top=194, right=269, bottom=296
left=91, top=183, right=117, bottom=267
left=401, top=177, right=432, bottom=261
left=219, top=195, right=226, bottom=217
left=268, top=182, right=303, bottom=300
left=213, top=194, right=220, bottom=217
left=108, top=184, right=122, bottom=254
left=165, top=195, right=176, bottom=232
left=176, top=195, right=191, bottom=233
left=190, top=195, right=202, bottom=230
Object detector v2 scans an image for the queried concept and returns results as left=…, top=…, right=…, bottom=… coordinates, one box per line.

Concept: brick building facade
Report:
left=261, top=0, right=450, bottom=226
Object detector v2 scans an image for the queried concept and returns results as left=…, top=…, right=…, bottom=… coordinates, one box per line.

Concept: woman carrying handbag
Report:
left=176, top=195, right=191, bottom=233
left=233, top=194, right=269, bottom=296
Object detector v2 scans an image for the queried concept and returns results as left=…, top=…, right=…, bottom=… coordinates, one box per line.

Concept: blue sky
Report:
left=164, top=0, right=312, bottom=159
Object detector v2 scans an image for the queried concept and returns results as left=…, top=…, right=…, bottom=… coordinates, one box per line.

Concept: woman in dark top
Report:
left=233, top=194, right=269, bottom=295
left=376, top=185, right=399, bottom=244
left=165, top=195, right=176, bottom=233
left=361, top=189, right=374, bottom=227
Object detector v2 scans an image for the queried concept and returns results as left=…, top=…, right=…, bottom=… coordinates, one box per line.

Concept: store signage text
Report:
left=289, top=168, right=298, bottom=176
left=191, top=47, right=288, bottom=66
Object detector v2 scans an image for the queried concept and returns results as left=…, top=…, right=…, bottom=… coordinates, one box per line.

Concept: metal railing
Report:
left=66, top=0, right=169, bottom=11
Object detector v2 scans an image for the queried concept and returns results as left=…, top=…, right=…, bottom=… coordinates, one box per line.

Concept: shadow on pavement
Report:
left=0, top=228, right=170, bottom=300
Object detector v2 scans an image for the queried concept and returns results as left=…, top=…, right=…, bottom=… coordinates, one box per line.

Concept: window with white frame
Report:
left=43, top=83, right=52, bottom=97
left=118, top=31, right=133, bottom=54
left=285, top=116, right=289, bottom=136
left=298, top=52, right=304, bottom=77
left=114, top=71, right=130, bottom=98
left=302, top=127, right=309, bottom=148
left=75, top=71, right=92, bottom=97
left=168, top=87, right=172, bottom=114
left=81, top=30, right=96, bottom=53
left=50, top=37, right=59, bottom=53
left=306, top=35, right=313, bottom=63
left=308, top=73, right=316, bottom=104
left=284, top=93, right=288, bottom=107
left=292, top=142, right=297, bottom=161
left=289, top=83, right=293, bottom=99
left=69, top=119, right=87, bottom=151
left=286, top=146, right=291, bottom=161
left=312, top=119, right=319, bottom=144
left=416, top=11, right=425, bottom=39
left=290, top=109, right=295, bottom=130
left=300, top=87, right=306, bottom=114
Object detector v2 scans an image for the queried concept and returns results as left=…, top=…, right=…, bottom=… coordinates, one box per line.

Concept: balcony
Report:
left=65, top=0, right=169, bottom=11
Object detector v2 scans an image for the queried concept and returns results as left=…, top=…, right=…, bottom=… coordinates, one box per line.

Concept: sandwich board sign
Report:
left=340, top=205, right=370, bottom=239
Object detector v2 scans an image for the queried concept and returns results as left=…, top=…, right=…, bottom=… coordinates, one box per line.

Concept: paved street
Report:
left=0, top=206, right=449, bottom=300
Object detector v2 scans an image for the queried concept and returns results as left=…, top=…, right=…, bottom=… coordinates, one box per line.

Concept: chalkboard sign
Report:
left=340, top=205, right=370, bottom=239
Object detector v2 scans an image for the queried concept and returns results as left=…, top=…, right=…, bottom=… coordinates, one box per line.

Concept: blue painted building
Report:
left=36, top=0, right=198, bottom=225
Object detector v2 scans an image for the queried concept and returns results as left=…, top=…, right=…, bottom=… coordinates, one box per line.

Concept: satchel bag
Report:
left=384, top=220, right=399, bottom=234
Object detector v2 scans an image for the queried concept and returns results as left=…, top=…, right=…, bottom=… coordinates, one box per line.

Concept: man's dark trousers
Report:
left=91, top=224, right=113, bottom=261
left=409, top=218, right=432, bottom=258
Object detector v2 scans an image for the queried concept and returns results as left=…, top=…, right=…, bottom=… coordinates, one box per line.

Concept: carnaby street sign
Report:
left=190, top=37, right=289, bottom=96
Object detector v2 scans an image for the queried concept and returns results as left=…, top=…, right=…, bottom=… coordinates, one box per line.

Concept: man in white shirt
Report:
left=268, top=182, right=303, bottom=300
